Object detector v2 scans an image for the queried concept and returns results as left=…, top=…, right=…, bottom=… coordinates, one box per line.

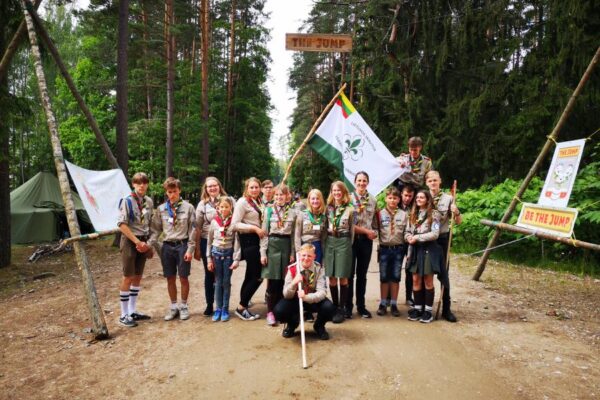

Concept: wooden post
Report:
left=60, top=229, right=120, bottom=248
left=472, top=46, right=600, bottom=281
left=0, top=0, right=41, bottom=80
left=27, top=6, right=119, bottom=169
left=21, top=0, right=109, bottom=339
left=282, top=82, right=347, bottom=184
left=480, top=219, right=600, bottom=252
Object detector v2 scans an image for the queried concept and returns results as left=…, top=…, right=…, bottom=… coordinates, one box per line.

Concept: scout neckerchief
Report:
left=409, top=155, right=423, bottom=173
left=432, top=191, right=442, bottom=208
left=385, top=206, right=398, bottom=236
left=329, top=202, right=348, bottom=233
left=166, top=198, right=183, bottom=226
left=415, top=209, right=427, bottom=229
left=246, top=196, right=263, bottom=220
left=353, top=192, right=369, bottom=214
left=214, top=212, right=232, bottom=245
left=131, top=192, right=146, bottom=223
left=274, top=202, right=291, bottom=228
left=307, top=209, right=324, bottom=230
left=300, top=267, right=316, bottom=293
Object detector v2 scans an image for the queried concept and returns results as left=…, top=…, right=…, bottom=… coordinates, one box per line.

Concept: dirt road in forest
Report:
left=1, top=239, right=598, bottom=399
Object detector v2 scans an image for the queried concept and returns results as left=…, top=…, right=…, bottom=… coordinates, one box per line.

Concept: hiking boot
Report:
left=220, top=309, right=230, bottom=322
left=420, top=310, right=433, bottom=323
left=267, top=312, right=277, bottom=326
left=442, top=309, right=458, bottom=323
left=164, top=308, right=179, bottom=321
left=313, top=323, right=330, bottom=340
left=235, top=308, right=259, bottom=321
left=203, top=306, right=214, bottom=316
left=343, top=307, right=353, bottom=320
left=357, top=307, right=372, bottom=319
left=130, top=311, right=151, bottom=321
left=332, top=308, right=345, bottom=324
left=179, top=305, right=190, bottom=320
left=408, top=307, right=423, bottom=321
left=118, top=315, right=137, bottom=328
left=212, top=309, right=222, bottom=322
left=282, top=323, right=297, bottom=338
left=390, top=305, right=401, bottom=317
left=377, top=304, right=387, bottom=316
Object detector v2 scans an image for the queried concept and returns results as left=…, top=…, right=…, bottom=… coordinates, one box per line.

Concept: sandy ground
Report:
left=0, top=238, right=598, bottom=400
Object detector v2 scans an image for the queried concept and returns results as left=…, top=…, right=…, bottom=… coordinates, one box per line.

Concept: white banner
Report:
left=538, top=139, right=586, bottom=208
left=65, top=160, right=131, bottom=231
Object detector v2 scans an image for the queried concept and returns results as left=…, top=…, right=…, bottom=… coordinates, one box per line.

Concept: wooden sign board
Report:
left=286, top=33, right=352, bottom=53
left=516, top=202, right=578, bottom=238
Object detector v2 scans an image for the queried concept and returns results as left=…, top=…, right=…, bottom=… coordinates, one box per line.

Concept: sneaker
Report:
left=442, top=309, right=458, bottom=323
left=377, top=304, right=387, bottom=316
left=406, top=298, right=415, bottom=307
left=212, top=309, right=222, bottom=322
left=203, top=306, right=214, bottom=316
left=179, top=305, right=190, bottom=320
left=235, top=308, right=259, bottom=321
left=282, top=324, right=297, bottom=338
left=313, top=323, right=330, bottom=340
left=390, top=305, right=401, bottom=317
left=304, top=311, right=315, bottom=322
left=267, top=312, right=277, bottom=326
left=118, top=315, right=138, bottom=328
left=408, top=308, right=423, bottom=321
left=420, top=310, right=433, bottom=323
left=220, top=309, right=230, bottom=322
left=332, top=308, right=345, bottom=324
left=357, top=307, right=372, bottom=319
left=343, top=307, right=353, bottom=320
left=164, top=308, right=179, bottom=321
left=130, top=311, right=151, bottom=321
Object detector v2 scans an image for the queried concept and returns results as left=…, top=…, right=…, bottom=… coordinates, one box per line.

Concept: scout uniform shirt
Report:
left=196, top=196, right=236, bottom=240
left=378, top=207, right=408, bottom=246
left=326, top=203, right=355, bottom=238
left=294, top=209, right=327, bottom=252
left=205, top=216, right=241, bottom=261
left=283, top=261, right=328, bottom=304
left=260, top=203, right=296, bottom=258
left=352, top=191, right=378, bottom=233
left=117, top=193, right=154, bottom=236
left=405, top=210, right=441, bottom=243
left=150, top=199, right=196, bottom=255
left=396, top=153, right=433, bottom=188
left=232, top=197, right=263, bottom=232
left=432, top=192, right=454, bottom=235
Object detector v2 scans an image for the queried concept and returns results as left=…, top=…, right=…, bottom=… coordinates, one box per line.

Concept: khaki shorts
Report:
left=120, top=235, right=148, bottom=277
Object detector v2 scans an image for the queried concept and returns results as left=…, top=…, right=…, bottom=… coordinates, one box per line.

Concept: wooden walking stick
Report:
left=296, top=253, right=308, bottom=369
left=435, top=180, right=457, bottom=320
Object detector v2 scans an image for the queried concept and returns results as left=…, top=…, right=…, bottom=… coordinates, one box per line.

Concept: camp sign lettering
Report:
left=286, top=34, right=352, bottom=53
left=516, top=203, right=578, bottom=237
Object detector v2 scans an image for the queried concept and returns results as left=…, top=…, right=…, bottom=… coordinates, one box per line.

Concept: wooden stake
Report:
left=59, top=229, right=120, bottom=248
left=27, top=7, right=119, bottom=169
left=472, top=46, right=600, bottom=281
left=282, top=82, right=347, bottom=184
left=435, top=180, right=457, bottom=320
left=21, top=0, right=108, bottom=339
left=480, top=219, right=600, bottom=252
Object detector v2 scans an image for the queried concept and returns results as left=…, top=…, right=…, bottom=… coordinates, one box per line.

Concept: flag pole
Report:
left=296, top=252, right=308, bottom=369
left=282, top=82, right=347, bottom=184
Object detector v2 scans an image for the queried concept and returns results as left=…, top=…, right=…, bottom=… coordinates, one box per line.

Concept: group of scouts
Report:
left=116, top=136, right=462, bottom=341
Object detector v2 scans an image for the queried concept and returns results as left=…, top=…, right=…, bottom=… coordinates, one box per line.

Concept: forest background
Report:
left=0, top=0, right=598, bottom=271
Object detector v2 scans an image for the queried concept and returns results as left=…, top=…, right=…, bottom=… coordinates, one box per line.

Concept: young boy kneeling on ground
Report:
left=274, top=244, right=336, bottom=340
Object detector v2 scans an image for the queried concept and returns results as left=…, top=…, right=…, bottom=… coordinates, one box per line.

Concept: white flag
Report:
left=538, top=139, right=586, bottom=208
left=65, top=160, right=131, bottom=231
left=309, top=93, right=404, bottom=196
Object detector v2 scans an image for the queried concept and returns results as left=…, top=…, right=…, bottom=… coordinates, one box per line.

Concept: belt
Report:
left=328, top=232, right=350, bottom=238
left=135, top=235, right=149, bottom=241
left=163, top=239, right=188, bottom=246
left=379, top=244, right=405, bottom=250
left=269, top=234, right=291, bottom=239
left=212, top=246, right=233, bottom=252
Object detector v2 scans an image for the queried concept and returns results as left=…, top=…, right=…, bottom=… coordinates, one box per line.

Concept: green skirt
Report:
left=262, top=236, right=291, bottom=280
left=324, top=236, right=352, bottom=278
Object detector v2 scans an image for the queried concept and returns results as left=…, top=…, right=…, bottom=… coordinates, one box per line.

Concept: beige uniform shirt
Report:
left=433, top=192, right=454, bottom=234
left=150, top=199, right=196, bottom=255
left=352, top=192, right=378, bottom=231
left=283, top=261, right=328, bottom=304
left=405, top=210, right=441, bottom=243
left=260, top=204, right=297, bottom=257
left=232, top=197, right=263, bottom=233
left=396, top=153, right=433, bottom=188
left=326, top=203, right=355, bottom=237
left=294, top=210, right=327, bottom=252
left=117, top=194, right=153, bottom=237
left=206, top=218, right=241, bottom=261
left=195, top=197, right=236, bottom=239
left=378, top=208, right=408, bottom=246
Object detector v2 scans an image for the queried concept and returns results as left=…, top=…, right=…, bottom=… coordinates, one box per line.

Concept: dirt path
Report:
left=0, top=239, right=598, bottom=399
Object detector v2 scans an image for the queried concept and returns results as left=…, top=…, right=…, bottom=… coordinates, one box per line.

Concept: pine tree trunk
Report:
left=116, top=0, right=129, bottom=175
left=200, top=0, right=210, bottom=181
left=225, top=0, right=236, bottom=187
left=141, top=0, right=152, bottom=119
left=165, top=0, right=175, bottom=178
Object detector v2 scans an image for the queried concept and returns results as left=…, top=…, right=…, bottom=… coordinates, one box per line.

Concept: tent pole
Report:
left=20, top=0, right=108, bottom=339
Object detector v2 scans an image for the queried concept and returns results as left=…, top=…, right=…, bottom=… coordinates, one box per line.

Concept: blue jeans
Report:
left=211, top=247, right=234, bottom=310
left=379, top=245, right=405, bottom=283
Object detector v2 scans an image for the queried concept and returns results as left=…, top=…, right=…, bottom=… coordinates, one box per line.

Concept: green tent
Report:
left=10, top=172, right=94, bottom=244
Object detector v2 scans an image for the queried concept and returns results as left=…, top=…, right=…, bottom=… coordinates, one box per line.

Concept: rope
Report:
left=466, top=233, right=537, bottom=256
left=513, top=195, right=522, bottom=203
left=546, top=135, right=558, bottom=145
left=586, top=127, right=600, bottom=141
left=577, top=199, right=600, bottom=212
